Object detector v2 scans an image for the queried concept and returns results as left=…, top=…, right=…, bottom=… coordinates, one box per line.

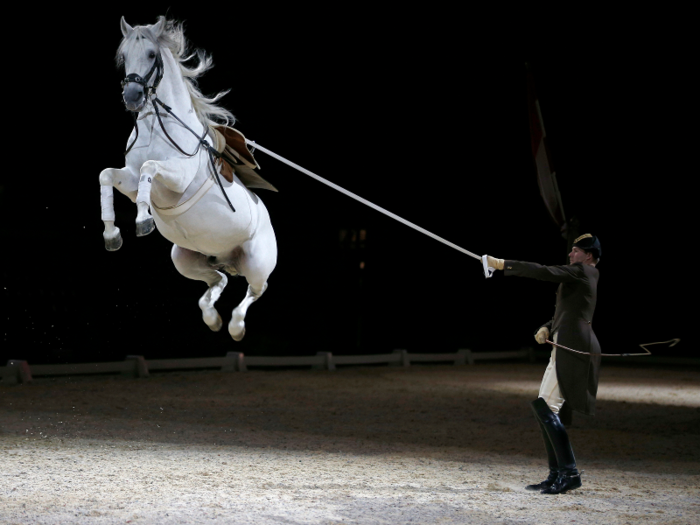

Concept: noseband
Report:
left=121, top=52, right=164, bottom=99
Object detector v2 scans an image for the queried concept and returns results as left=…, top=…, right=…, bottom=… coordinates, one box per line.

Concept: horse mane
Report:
left=117, top=16, right=235, bottom=130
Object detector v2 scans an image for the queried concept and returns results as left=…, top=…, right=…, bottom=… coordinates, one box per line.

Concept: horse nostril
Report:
left=123, top=84, right=144, bottom=104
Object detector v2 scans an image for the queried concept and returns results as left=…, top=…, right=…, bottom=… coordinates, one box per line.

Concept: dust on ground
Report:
left=1, top=363, right=699, bottom=524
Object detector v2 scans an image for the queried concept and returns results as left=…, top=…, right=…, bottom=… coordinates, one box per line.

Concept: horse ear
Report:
left=120, top=17, right=134, bottom=37
left=151, top=16, right=165, bottom=38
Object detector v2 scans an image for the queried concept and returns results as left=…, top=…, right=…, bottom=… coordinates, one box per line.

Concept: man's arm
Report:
left=539, top=319, right=553, bottom=332
left=503, top=260, right=584, bottom=283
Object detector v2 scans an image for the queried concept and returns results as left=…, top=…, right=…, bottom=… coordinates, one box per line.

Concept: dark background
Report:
left=0, top=7, right=691, bottom=363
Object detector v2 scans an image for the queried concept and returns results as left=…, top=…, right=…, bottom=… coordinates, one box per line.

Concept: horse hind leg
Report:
left=198, top=278, right=228, bottom=332
left=228, top=223, right=277, bottom=341
left=171, top=245, right=228, bottom=332
left=229, top=282, right=268, bottom=341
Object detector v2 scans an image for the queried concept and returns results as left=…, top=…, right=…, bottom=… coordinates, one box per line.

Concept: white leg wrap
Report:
left=136, top=173, right=152, bottom=206
left=100, top=185, right=115, bottom=222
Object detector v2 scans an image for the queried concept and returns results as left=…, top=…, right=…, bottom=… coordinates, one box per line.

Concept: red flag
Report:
left=526, top=64, right=567, bottom=238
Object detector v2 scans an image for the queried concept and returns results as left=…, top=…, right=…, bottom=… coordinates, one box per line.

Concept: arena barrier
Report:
left=5, top=348, right=695, bottom=386
left=1, top=348, right=537, bottom=385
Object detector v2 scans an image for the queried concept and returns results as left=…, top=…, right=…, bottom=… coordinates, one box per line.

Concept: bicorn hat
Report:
left=573, top=233, right=601, bottom=259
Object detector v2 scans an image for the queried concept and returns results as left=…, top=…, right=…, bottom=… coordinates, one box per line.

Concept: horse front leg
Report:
left=136, top=158, right=199, bottom=237
left=99, top=167, right=138, bottom=251
left=135, top=169, right=156, bottom=237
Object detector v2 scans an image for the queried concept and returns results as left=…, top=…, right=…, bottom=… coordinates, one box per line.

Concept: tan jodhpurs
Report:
left=538, top=332, right=566, bottom=414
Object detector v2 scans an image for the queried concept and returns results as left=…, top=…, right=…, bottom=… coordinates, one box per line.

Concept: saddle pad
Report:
left=212, top=125, right=278, bottom=192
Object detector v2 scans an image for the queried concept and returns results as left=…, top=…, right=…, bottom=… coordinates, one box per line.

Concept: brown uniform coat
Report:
left=504, top=260, right=601, bottom=415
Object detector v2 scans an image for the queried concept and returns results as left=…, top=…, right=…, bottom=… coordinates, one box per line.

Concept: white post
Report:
left=3, top=360, right=32, bottom=385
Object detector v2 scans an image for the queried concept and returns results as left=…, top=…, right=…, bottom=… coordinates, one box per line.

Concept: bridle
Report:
left=121, top=50, right=237, bottom=213
left=121, top=52, right=164, bottom=101
left=121, top=51, right=165, bottom=157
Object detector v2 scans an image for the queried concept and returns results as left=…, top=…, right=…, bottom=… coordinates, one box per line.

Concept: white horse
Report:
left=99, top=16, right=277, bottom=341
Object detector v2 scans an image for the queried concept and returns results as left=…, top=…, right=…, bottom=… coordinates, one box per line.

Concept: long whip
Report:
left=545, top=338, right=680, bottom=357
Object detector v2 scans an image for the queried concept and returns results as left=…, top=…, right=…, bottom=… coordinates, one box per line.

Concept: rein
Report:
left=121, top=52, right=236, bottom=213
left=152, top=97, right=236, bottom=213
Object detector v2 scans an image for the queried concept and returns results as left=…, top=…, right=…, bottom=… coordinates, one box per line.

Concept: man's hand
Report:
left=535, top=326, right=550, bottom=345
left=486, top=256, right=504, bottom=270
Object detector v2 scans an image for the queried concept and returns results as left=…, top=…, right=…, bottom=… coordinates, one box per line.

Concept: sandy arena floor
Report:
left=1, top=363, right=699, bottom=524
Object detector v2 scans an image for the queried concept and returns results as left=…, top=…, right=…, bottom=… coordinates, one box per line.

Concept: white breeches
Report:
left=539, top=332, right=566, bottom=414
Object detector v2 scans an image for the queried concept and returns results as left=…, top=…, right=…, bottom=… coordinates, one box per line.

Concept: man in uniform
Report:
left=486, top=233, right=602, bottom=495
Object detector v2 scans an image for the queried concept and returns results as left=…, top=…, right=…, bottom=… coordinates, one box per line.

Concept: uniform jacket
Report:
left=504, top=260, right=601, bottom=415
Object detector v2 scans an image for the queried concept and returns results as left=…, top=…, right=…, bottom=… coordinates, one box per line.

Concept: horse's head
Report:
left=118, top=17, right=165, bottom=112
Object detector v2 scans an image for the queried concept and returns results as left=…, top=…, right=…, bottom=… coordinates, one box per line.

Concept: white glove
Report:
left=486, top=256, right=504, bottom=271
left=535, top=326, right=550, bottom=345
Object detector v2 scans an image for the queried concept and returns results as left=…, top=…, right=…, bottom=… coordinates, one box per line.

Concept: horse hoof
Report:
left=229, top=320, right=246, bottom=341
left=231, top=327, right=246, bottom=342
left=136, top=217, right=155, bottom=237
left=203, top=309, right=223, bottom=332
left=103, top=229, right=123, bottom=251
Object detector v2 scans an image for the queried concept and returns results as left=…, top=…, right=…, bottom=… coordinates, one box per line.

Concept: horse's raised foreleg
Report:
left=135, top=170, right=156, bottom=237
left=171, top=245, right=228, bottom=332
left=136, top=158, right=200, bottom=237
left=99, top=167, right=139, bottom=251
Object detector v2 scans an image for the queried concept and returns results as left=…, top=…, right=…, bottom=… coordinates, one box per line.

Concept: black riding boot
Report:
left=525, top=418, right=559, bottom=491
left=531, top=398, right=582, bottom=495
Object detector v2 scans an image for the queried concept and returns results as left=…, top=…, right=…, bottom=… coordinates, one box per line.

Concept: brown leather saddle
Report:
left=212, top=125, right=278, bottom=192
